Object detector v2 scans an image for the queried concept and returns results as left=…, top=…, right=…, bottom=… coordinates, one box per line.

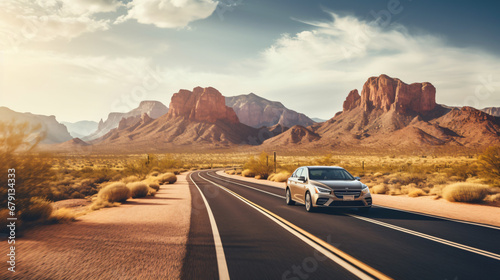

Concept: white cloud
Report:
left=3, top=12, right=500, bottom=123
left=0, top=0, right=121, bottom=46
left=116, top=0, right=218, bottom=28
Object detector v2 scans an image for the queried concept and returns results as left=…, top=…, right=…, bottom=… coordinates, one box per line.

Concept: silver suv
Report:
left=286, top=166, right=372, bottom=212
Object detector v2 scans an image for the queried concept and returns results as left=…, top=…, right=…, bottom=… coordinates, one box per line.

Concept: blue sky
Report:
left=1, top=0, right=499, bottom=122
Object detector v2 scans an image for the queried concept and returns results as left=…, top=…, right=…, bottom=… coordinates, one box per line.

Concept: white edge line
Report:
left=189, top=172, right=231, bottom=280
left=373, top=205, right=500, bottom=231
left=209, top=171, right=500, bottom=262
left=207, top=172, right=286, bottom=199
left=348, top=214, right=500, bottom=261
left=198, top=173, right=375, bottom=280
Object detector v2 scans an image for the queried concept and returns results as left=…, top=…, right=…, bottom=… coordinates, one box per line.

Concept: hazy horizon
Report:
left=1, top=0, right=499, bottom=123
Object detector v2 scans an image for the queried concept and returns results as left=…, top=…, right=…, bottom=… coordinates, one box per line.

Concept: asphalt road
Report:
left=183, top=170, right=500, bottom=280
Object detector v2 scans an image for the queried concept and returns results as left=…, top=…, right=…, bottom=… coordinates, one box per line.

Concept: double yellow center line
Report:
left=197, top=172, right=392, bottom=280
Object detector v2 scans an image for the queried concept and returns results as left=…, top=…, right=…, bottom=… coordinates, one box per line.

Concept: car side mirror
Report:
left=354, top=177, right=361, bottom=181
left=298, top=176, right=306, bottom=183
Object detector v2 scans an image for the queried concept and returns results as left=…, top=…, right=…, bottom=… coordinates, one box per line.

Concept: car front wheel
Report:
left=286, top=188, right=295, bottom=205
left=305, top=192, right=315, bottom=212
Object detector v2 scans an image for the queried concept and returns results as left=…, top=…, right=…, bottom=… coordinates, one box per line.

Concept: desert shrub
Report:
left=149, top=171, right=160, bottom=177
left=408, top=189, right=426, bottom=197
left=268, top=172, right=291, bottom=182
left=371, top=184, right=387, bottom=194
left=478, top=146, right=500, bottom=177
left=127, top=182, right=150, bottom=198
left=148, top=182, right=160, bottom=191
left=226, top=170, right=236, bottom=175
left=20, top=197, right=53, bottom=222
left=241, top=169, right=256, bottom=177
left=429, top=185, right=445, bottom=197
left=158, top=173, right=177, bottom=184
left=122, top=175, right=140, bottom=184
left=442, top=183, right=489, bottom=203
left=98, top=182, right=130, bottom=203
left=70, top=192, right=85, bottom=199
left=243, top=152, right=273, bottom=179
left=50, top=208, right=77, bottom=223
left=485, top=193, right=500, bottom=203
left=373, top=172, right=383, bottom=178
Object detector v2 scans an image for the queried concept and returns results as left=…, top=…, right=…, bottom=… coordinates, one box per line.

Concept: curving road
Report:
left=182, top=170, right=500, bottom=280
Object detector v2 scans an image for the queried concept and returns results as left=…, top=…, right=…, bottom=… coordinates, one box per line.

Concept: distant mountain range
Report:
left=0, top=107, right=72, bottom=144
left=2, top=75, right=500, bottom=153
left=62, top=120, right=98, bottom=139
left=84, top=101, right=169, bottom=141
left=482, top=107, right=500, bottom=117
left=225, top=93, right=315, bottom=128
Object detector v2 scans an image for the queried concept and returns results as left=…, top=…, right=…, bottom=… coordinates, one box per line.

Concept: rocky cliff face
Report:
left=167, top=87, right=239, bottom=124
left=343, top=89, right=361, bottom=111
left=225, top=93, right=315, bottom=128
left=85, top=100, right=168, bottom=140
left=360, top=74, right=436, bottom=114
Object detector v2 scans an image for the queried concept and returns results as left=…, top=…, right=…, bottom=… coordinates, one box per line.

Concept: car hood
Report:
left=310, top=180, right=363, bottom=190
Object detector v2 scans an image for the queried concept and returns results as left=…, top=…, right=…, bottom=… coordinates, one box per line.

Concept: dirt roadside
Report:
left=1, top=173, right=191, bottom=280
left=216, top=170, right=500, bottom=227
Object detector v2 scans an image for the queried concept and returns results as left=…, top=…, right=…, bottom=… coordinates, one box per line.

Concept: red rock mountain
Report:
left=168, top=87, right=239, bottom=124
left=91, top=87, right=273, bottom=151
left=360, top=74, right=436, bottom=114
left=265, top=74, right=500, bottom=151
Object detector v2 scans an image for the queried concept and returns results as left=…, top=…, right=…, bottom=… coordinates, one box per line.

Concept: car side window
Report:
left=296, top=168, right=303, bottom=178
left=292, top=169, right=298, bottom=178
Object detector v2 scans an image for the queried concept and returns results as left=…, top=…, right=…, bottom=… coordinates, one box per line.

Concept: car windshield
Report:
left=308, top=168, right=354, bottom=181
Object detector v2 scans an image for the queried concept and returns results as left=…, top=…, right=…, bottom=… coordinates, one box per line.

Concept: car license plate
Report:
left=343, top=195, right=354, bottom=201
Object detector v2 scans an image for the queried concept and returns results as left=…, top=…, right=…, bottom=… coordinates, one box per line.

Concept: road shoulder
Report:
left=1, top=173, right=191, bottom=279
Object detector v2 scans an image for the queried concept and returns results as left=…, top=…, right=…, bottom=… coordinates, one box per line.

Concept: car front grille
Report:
left=330, top=201, right=365, bottom=207
left=334, top=190, right=361, bottom=199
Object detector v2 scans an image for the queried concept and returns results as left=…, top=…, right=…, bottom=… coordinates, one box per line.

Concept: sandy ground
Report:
left=216, top=171, right=500, bottom=227
left=1, top=173, right=191, bottom=280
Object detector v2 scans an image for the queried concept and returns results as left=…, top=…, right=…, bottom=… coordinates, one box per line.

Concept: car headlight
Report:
left=313, top=185, right=331, bottom=194
left=361, top=185, right=370, bottom=195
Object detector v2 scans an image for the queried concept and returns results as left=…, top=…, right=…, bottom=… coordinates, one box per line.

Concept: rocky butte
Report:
left=343, top=74, right=436, bottom=114
left=167, top=87, right=239, bottom=124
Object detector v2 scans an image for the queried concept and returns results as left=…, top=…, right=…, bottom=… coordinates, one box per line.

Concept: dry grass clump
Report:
left=50, top=208, right=77, bottom=223
left=127, top=182, right=150, bottom=198
left=485, top=193, right=500, bottom=203
left=121, top=175, right=140, bottom=184
left=20, top=197, right=53, bottom=222
left=408, top=189, right=426, bottom=197
left=97, top=182, right=131, bottom=203
left=243, top=152, right=273, bottom=179
left=371, top=184, right=387, bottom=194
left=442, top=183, right=489, bottom=203
left=226, top=170, right=236, bottom=175
left=242, top=169, right=256, bottom=177
left=148, top=182, right=160, bottom=191
left=268, top=172, right=291, bottom=182
left=158, top=172, right=177, bottom=184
